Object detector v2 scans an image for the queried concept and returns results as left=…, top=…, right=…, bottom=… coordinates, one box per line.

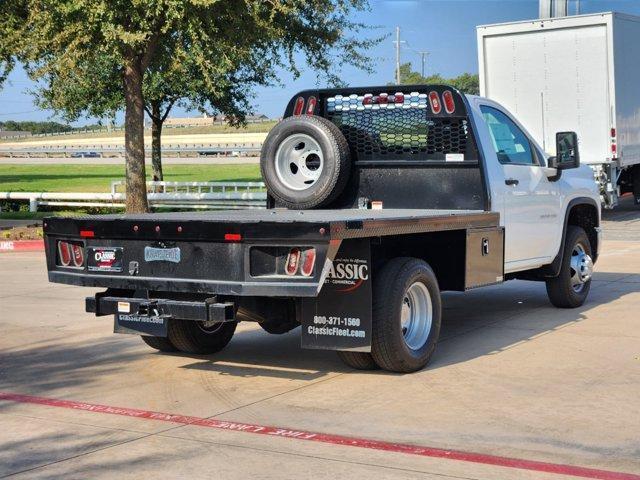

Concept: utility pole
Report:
left=418, top=51, right=429, bottom=78
left=393, top=26, right=406, bottom=84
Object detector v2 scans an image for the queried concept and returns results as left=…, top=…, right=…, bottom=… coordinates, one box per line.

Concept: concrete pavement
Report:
left=1, top=240, right=639, bottom=479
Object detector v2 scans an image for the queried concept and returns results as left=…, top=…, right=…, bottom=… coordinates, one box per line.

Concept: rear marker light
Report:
left=58, top=241, right=72, bottom=266
left=428, top=91, right=442, bottom=114
left=224, top=233, right=242, bottom=242
left=293, top=96, right=305, bottom=116
left=442, top=90, right=455, bottom=114
left=80, top=230, right=94, bottom=238
left=71, top=244, right=84, bottom=267
left=285, top=248, right=301, bottom=275
left=612, top=144, right=617, bottom=154
left=306, top=96, right=317, bottom=115
left=611, top=127, right=616, bottom=138
left=300, top=248, right=316, bottom=277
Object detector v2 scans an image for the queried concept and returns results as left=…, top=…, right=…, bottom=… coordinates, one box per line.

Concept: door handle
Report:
left=505, top=178, right=519, bottom=186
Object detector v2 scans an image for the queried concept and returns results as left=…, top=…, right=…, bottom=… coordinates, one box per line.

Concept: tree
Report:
left=395, top=63, right=479, bottom=95
left=4, top=1, right=377, bottom=212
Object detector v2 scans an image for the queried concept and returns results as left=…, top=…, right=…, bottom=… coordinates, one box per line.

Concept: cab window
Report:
left=480, top=105, right=537, bottom=166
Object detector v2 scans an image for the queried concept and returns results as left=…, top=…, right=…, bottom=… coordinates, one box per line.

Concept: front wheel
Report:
left=371, top=258, right=442, bottom=373
left=546, top=226, right=593, bottom=308
left=168, top=319, right=237, bottom=354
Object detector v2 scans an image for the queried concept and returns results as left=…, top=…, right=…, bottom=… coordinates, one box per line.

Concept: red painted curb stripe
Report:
left=0, top=240, right=44, bottom=252
left=1, top=392, right=638, bottom=480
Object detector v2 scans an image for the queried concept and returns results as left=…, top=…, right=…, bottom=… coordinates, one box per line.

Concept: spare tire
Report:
left=261, top=115, right=351, bottom=209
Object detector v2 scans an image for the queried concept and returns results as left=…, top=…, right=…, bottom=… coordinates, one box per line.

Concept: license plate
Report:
left=87, top=247, right=123, bottom=272
left=144, top=246, right=181, bottom=263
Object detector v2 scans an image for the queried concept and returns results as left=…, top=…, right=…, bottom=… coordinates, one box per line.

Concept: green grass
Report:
left=0, top=121, right=276, bottom=143
left=0, top=163, right=262, bottom=193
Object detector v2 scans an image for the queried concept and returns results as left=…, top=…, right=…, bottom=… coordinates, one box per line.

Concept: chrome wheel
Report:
left=400, top=281, right=433, bottom=350
left=274, top=133, right=324, bottom=191
left=570, top=243, right=593, bottom=293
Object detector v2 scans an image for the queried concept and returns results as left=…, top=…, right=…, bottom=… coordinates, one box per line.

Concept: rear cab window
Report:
left=480, top=105, right=540, bottom=166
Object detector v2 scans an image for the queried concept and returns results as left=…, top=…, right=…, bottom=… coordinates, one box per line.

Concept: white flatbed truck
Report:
left=477, top=11, right=640, bottom=208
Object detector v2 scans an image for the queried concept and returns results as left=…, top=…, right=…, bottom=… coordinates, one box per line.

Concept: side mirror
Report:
left=549, top=131, right=580, bottom=170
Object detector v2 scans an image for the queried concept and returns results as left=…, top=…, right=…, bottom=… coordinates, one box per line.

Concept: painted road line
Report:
left=0, top=392, right=638, bottom=480
left=0, top=240, right=44, bottom=252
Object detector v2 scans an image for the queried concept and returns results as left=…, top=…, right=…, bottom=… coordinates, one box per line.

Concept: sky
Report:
left=1, top=0, right=639, bottom=125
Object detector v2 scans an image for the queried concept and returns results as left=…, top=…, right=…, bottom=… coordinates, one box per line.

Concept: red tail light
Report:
left=57, top=240, right=84, bottom=268
left=285, top=248, right=301, bottom=275
left=71, top=244, right=84, bottom=267
left=378, top=93, right=389, bottom=105
left=612, top=143, right=617, bottom=154
left=611, top=127, right=616, bottom=138
left=394, top=92, right=404, bottom=104
left=224, top=233, right=242, bottom=242
left=442, top=90, right=455, bottom=114
left=306, top=96, right=317, bottom=115
left=58, top=241, right=72, bottom=266
left=293, top=97, right=305, bottom=116
left=300, top=248, right=316, bottom=276
left=428, top=91, right=442, bottom=114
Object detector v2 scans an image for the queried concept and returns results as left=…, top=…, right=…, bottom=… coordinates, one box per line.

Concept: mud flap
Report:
left=301, top=238, right=372, bottom=352
left=114, top=313, right=169, bottom=337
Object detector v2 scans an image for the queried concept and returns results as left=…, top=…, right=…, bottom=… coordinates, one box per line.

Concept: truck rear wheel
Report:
left=260, top=116, right=351, bottom=209
left=140, top=335, right=177, bottom=352
left=168, top=319, right=237, bottom=355
left=371, top=258, right=442, bottom=373
left=633, top=165, right=640, bottom=205
left=546, top=226, right=593, bottom=308
left=337, top=351, right=379, bottom=370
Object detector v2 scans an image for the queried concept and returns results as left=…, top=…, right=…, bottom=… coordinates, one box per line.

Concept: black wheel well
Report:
left=567, top=203, right=599, bottom=260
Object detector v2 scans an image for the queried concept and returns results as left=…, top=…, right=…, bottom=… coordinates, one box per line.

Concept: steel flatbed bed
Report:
left=44, top=208, right=499, bottom=241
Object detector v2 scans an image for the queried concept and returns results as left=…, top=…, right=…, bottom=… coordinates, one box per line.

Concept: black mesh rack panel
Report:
left=320, top=88, right=479, bottom=164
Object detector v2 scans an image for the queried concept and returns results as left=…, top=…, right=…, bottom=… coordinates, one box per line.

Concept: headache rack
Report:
left=285, top=85, right=480, bottom=166
left=282, top=85, right=489, bottom=211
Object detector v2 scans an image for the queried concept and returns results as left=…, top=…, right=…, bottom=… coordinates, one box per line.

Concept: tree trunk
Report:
left=123, top=61, right=149, bottom=213
left=151, top=102, right=163, bottom=181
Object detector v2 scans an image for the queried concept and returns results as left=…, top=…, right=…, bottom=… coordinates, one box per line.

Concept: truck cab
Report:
left=467, top=96, right=600, bottom=273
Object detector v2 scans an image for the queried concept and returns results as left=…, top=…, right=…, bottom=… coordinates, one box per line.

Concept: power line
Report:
left=0, top=109, right=41, bottom=116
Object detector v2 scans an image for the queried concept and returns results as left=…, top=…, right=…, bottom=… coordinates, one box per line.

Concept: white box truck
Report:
left=477, top=12, right=640, bottom=208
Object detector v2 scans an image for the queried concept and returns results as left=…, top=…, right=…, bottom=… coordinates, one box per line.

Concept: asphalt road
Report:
left=1, top=234, right=639, bottom=478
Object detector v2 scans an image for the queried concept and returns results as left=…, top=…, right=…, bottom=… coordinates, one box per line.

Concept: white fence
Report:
left=0, top=181, right=267, bottom=212
left=0, top=144, right=262, bottom=158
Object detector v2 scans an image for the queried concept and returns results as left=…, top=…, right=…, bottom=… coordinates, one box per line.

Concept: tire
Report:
left=260, top=320, right=300, bottom=335
left=633, top=165, right=640, bottom=205
left=140, top=335, right=177, bottom=352
left=546, top=226, right=593, bottom=308
left=167, top=319, right=237, bottom=354
left=337, top=351, right=380, bottom=370
left=371, top=258, right=442, bottom=373
left=260, top=115, right=351, bottom=209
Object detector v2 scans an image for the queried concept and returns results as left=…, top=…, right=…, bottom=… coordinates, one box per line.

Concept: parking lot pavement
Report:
left=602, top=195, right=640, bottom=241
left=1, top=239, right=639, bottom=479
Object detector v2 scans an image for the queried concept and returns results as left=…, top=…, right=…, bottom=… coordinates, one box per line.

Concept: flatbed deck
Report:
left=45, top=209, right=499, bottom=241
